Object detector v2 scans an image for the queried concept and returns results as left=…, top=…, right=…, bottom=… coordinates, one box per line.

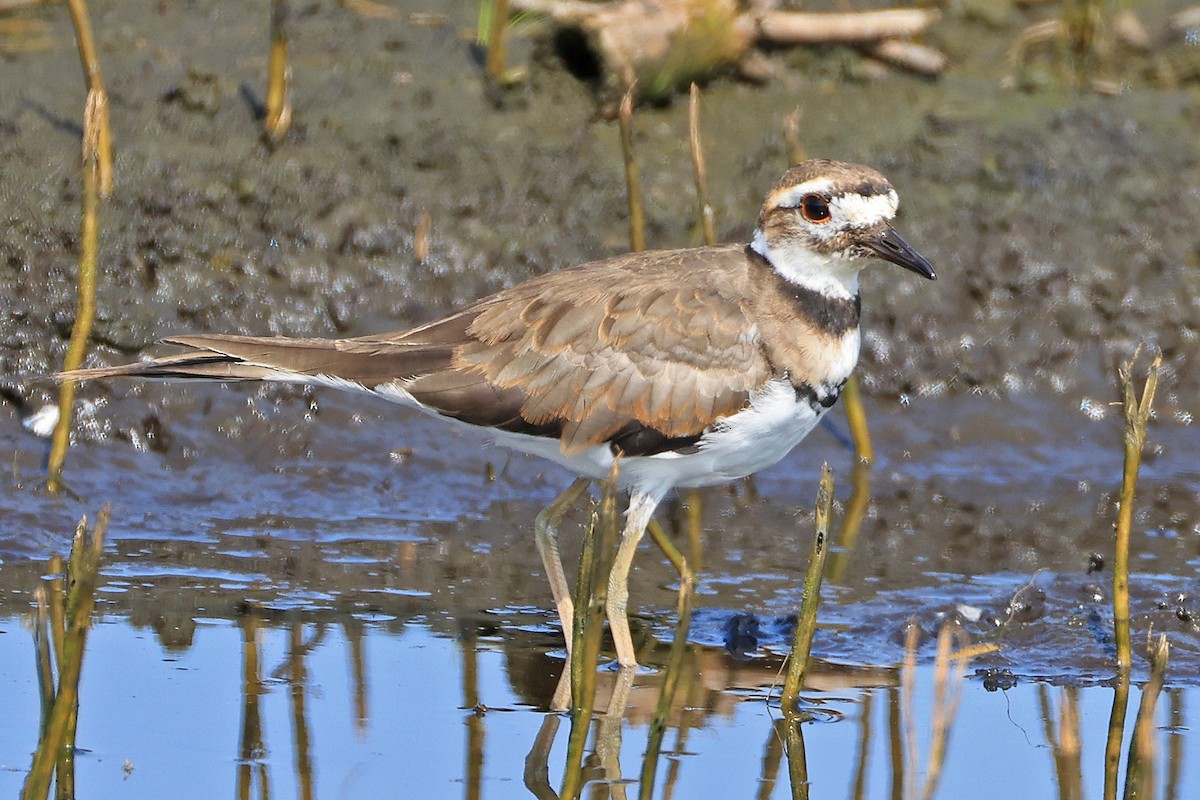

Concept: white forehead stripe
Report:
left=829, top=190, right=898, bottom=226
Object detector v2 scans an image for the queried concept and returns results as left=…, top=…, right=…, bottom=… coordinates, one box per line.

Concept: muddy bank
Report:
left=0, top=1, right=1198, bottom=422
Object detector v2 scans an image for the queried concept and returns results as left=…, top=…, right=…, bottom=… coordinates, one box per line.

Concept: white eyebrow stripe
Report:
left=770, top=179, right=835, bottom=209
left=769, top=183, right=899, bottom=228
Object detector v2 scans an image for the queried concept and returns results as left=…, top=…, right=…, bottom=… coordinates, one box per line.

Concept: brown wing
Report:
left=405, top=245, right=772, bottom=455
left=61, top=245, right=774, bottom=457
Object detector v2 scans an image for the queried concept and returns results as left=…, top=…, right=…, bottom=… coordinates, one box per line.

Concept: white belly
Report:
left=347, top=374, right=826, bottom=500
left=631, top=377, right=826, bottom=489
left=476, top=377, right=826, bottom=498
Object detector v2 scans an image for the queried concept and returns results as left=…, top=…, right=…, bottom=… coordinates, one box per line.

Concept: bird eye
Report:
left=800, top=194, right=831, bottom=223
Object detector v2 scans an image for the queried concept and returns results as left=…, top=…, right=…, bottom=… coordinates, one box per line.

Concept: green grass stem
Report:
left=1125, top=634, right=1169, bottom=799
left=639, top=525, right=696, bottom=799
left=785, top=718, right=810, bottom=800
left=1103, top=669, right=1131, bottom=800
left=561, top=464, right=619, bottom=800
left=841, top=376, right=874, bottom=466
left=47, top=89, right=105, bottom=493
left=22, top=510, right=108, bottom=800
left=64, top=0, right=111, bottom=196
left=1114, top=352, right=1160, bottom=672
left=483, top=0, right=510, bottom=83
left=264, top=0, right=292, bottom=145
left=781, top=464, right=834, bottom=710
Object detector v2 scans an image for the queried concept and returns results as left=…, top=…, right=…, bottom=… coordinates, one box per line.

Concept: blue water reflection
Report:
left=1, top=615, right=1195, bottom=799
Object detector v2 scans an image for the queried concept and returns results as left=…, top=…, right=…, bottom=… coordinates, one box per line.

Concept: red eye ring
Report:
left=800, top=194, right=831, bottom=223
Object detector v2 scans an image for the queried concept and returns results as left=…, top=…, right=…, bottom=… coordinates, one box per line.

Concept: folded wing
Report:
left=62, top=246, right=774, bottom=456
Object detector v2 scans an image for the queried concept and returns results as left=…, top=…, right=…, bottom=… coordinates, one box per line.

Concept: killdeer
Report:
left=61, top=159, right=934, bottom=670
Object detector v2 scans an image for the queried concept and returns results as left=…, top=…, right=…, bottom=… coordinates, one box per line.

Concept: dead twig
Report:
left=758, top=8, right=940, bottom=46
left=868, top=40, right=948, bottom=77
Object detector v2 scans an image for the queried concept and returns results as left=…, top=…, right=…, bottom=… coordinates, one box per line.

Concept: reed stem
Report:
left=264, top=0, right=292, bottom=144
left=921, top=625, right=968, bottom=800
left=1125, top=634, right=1169, bottom=799
left=688, top=83, right=716, bottom=246
left=638, top=539, right=694, bottom=800
left=781, top=464, right=834, bottom=710
left=484, top=0, right=510, bottom=83
left=47, top=90, right=104, bottom=493
left=561, top=464, right=619, bottom=800
left=782, top=107, right=805, bottom=166
left=22, top=510, right=108, bottom=800
left=841, top=376, right=874, bottom=465
left=618, top=88, right=645, bottom=253
left=785, top=719, right=810, bottom=800
left=1114, top=352, right=1160, bottom=672
left=64, top=0, right=111, bottom=197
left=1103, top=668, right=1131, bottom=800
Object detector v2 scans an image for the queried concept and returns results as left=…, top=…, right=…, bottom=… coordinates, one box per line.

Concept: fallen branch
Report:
left=511, top=1, right=947, bottom=96
left=0, top=0, right=55, bottom=12
left=1167, top=6, right=1200, bottom=34
left=869, top=39, right=948, bottom=76
left=758, top=8, right=939, bottom=46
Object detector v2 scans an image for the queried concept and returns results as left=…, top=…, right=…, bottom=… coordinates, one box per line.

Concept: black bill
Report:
left=866, top=228, right=936, bottom=280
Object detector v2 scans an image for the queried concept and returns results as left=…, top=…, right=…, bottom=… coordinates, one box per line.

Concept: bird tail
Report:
left=56, top=333, right=454, bottom=388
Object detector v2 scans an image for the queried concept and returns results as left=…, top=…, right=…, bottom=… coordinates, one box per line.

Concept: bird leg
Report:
left=534, top=477, right=591, bottom=653
left=605, top=489, right=662, bottom=668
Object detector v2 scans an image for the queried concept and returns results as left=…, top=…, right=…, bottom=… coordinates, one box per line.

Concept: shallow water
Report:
left=0, top=613, right=1194, bottom=799
left=2, top=387, right=1199, bottom=797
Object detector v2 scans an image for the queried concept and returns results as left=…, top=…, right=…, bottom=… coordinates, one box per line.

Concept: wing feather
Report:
left=61, top=244, right=778, bottom=457
left=452, top=245, right=772, bottom=452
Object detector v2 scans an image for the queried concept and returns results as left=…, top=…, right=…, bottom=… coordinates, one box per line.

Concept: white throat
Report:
left=751, top=229, right=861, bottom=300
